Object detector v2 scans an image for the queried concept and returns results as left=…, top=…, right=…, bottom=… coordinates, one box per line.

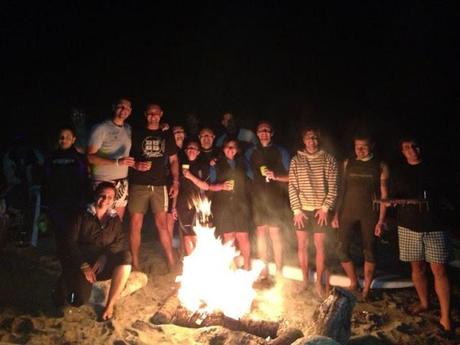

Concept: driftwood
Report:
left=267, top=327, right=304, bottom=345
left=309, top=287, right=356, bottom=345
left=150, top=292, right=305, bottom=343
left=150, top=291, right=180, bottom=324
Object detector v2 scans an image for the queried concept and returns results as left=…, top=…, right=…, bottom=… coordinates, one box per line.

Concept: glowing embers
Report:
left=177, top=197, right=263, bottom=320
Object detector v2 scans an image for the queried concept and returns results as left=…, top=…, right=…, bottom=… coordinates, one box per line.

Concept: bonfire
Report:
left=177, top=197, right=264, bottom=320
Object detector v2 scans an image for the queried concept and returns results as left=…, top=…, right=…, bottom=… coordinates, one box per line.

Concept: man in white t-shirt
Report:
left=87, top=98, right=135, bottom=220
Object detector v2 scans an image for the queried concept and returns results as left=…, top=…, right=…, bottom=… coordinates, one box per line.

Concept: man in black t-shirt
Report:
left=392, top=137, right=452, bottom=335
left=128, top=104, right=179, bottom=271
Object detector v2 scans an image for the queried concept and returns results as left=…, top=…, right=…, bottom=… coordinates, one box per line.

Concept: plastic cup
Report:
left=260, top=165, right=268, bottom=176
left=228, top=179, right=235, bottom=190
left=182, top=164, right=190, bottom=171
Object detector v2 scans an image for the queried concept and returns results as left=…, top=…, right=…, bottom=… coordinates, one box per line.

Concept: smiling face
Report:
left=199, top=128, right=215, bottom=150
left=173, top=126, right=186, bottom=147
left=401, top=140, right=421, bottom=164
left=96, top=187, right=116, bottom=210
left=184, top=142, right=200, bottom=161
left=113, top=99, right=132, bottom=121
left=223, top=140, right=238, bottom=160
left=145, top=104, right=163, bottom=129
left=58, top=129, right=76, bottom=150
left=256, top=122, right=273, bottom=147
left=354, top=139, right=373, bottom=160
left=302, top=130, right=320, bottom=154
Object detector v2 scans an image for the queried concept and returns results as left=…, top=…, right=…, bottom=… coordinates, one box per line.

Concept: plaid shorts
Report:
left=398, top=226, right=451, bottom=264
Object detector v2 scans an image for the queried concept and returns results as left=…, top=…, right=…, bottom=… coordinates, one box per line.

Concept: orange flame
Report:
left=177, top=197, right=264, bottom=319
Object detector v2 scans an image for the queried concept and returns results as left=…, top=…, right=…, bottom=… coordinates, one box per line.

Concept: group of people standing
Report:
left=39, top=97, right=452, bottom=333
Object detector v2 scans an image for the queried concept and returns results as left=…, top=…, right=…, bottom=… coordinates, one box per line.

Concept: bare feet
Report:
left=315, top=283, right=324, bottom=300
left=102, top=304, right=114, bottom=320
left=362, top=288, right=370, bottom=302
left=405, top=303, right=429, bottom=316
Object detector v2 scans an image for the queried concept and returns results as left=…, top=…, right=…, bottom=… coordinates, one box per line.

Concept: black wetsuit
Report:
left=337, top=158, right=382, bottom=263
left=177, top=157, right=210, bottom=236
left=211, top=157, right=250, bottom=234
left=245, top=143, right=290, bottom=227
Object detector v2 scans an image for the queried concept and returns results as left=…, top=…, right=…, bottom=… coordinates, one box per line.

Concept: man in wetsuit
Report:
left=245, top=121, right=290, bottom=279
left=332, top=135, right=389, bottom=300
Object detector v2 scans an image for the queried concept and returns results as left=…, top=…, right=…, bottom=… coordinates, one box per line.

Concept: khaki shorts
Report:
left=128, top=184, right=169, bottom=214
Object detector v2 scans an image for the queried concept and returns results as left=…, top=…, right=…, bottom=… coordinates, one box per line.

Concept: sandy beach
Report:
left=0, top=226, right=459, bottom=345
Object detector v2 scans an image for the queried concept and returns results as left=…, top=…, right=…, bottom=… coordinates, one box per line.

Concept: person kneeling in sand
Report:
left=63, top=182, right=132, bottom=320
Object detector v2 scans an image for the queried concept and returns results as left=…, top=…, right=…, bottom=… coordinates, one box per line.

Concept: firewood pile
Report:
left=150, top=287, right=356, bottom=345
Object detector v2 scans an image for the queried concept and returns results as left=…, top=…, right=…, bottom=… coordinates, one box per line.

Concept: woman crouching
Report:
left=63, top=181, right=131, bottom=320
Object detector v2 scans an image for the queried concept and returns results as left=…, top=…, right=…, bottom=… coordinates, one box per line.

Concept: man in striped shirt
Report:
left=288, top=127, right=338, bottom=298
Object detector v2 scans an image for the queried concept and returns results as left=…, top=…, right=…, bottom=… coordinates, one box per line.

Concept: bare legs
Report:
left=155, top=212, right=176, bottom=268
left=296, top=231, right=328, bottom=297
left=296, top=231, right=309, bottom=288
left=410, top=261, right=451, bottom=330
left=341, top=261, right=358, bottom=290
left=129, top=213, right=144, bottom=270
left=223, top=232, right=251, bottom=270
left=256, top=225, right=283, bottom=277
left=183, top=235, right=196, bottom=256
left=431, top=263, right=451, bottom=331
left=362, top=261, right=375, bottom=299
left=115, top=206, right=126, bottom=221
left=102, top=264, right=131, bottom=320
left=313, top=232, right=328, bottom=297
left=129, top=211, right=176, bottom=271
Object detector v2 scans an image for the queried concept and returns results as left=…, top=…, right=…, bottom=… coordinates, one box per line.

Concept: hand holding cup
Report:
left=223, top=179, right=235, bottom=191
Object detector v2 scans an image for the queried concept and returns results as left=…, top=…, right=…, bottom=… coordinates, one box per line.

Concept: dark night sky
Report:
left=1, top=2, right=458, bottom=159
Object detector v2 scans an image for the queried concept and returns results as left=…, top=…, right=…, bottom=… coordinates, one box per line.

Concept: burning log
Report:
left=150, top=292, right=304, bottom=342
left=150, top=291, right=181, bottom=324
left=309, top=287, right=356, bottom=345
left=173, top=306, right=279, bottom=339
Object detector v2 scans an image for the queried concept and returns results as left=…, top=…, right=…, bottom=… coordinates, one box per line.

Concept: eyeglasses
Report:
left=257, top=129, right=272, bottom=133
left=186, top=147, right=199, bottom=151
left=224, top=146, right=237, bottom=149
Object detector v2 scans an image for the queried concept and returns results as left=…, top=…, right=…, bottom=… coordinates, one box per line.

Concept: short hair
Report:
left=256, top=120, right=274, bottom=132
left=353, top=134, right=374, bottom=145
left=222, top=137, right=239, bottom=149
left=145, top=103, right=162, bottom=112
left=112, top=97, right=132, bottom=108
left=301, top=127, right=321, bottom=139
left=184, top=138, right=201, bottom=150
left=94, top=181, right=116, bottom=197
left=58, top=125, right=77, bottom=138
left=399, top=136, right=420, bottom=150
left=172, top=125, right=185, bottom=133
left=199, top=127, right=215, bottom=136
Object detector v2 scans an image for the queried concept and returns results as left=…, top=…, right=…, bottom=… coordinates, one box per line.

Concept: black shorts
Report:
left=296, top=210, right=331, bottom=233
left=63, top=250, right=132, bottom=306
